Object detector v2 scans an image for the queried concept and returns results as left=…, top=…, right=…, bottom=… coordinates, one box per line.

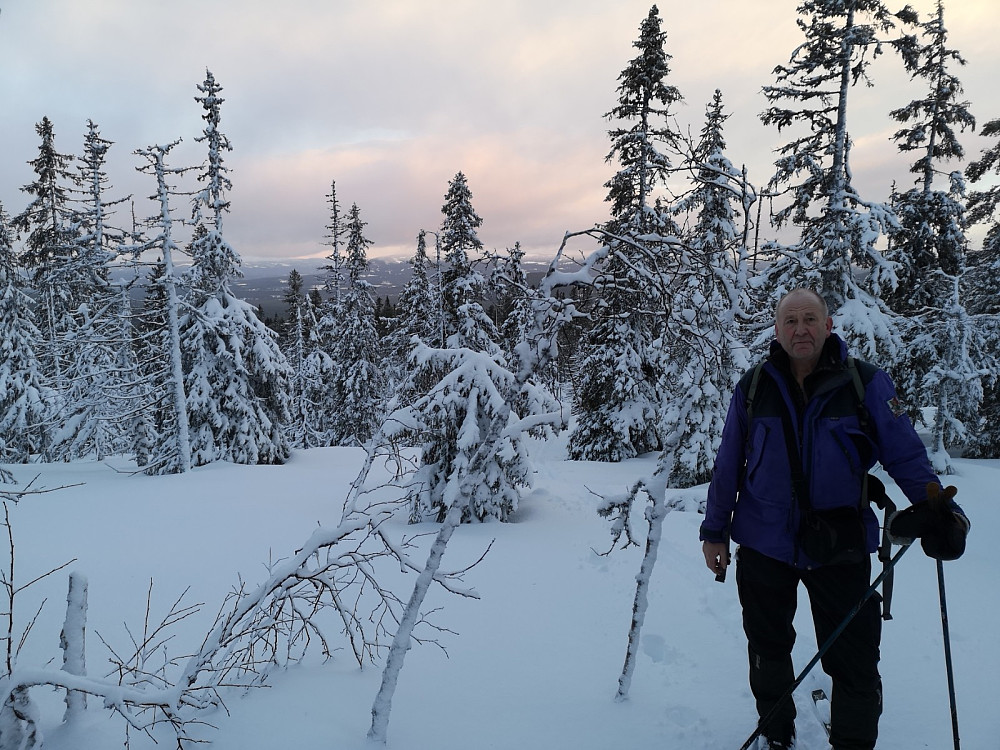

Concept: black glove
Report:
left=887, top=483, right=969, bottom=561
left=867, top=475, right=889, bottom=508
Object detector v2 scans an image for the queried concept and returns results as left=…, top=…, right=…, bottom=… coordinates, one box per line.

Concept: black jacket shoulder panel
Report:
left=851, top=358, right=879, bottom=388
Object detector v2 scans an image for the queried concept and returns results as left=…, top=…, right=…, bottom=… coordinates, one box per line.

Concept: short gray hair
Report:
left=775, top=288, right=829, bottom=319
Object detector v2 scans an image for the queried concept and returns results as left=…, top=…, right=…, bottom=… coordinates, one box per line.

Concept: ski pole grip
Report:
left=715, top=540, right=731, bottom=583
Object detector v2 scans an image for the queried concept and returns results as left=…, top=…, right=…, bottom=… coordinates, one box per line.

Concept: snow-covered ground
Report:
left=2, top=432, right=995, bottom=749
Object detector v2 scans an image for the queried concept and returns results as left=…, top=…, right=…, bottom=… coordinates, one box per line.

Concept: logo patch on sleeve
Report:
left=886, top=396, right=906, bottom=418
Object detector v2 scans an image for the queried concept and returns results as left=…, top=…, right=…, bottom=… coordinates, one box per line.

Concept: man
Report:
left=700, top=288, right=969, bottom=750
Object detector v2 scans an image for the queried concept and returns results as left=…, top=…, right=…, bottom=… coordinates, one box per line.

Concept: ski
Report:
left=810, top=689, right=832, bottom=739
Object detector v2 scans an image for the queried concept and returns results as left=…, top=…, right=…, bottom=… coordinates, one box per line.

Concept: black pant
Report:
left=736, top=546, right=883, bottom=750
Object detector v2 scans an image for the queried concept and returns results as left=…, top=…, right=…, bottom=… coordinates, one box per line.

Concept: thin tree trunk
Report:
left=154, top=150, right=192, bottom=474
left=60, top=572, right=88, bottom=722
left=368, top=500, right=464, bottom=744
left=615, top=488, right=667, bottom=701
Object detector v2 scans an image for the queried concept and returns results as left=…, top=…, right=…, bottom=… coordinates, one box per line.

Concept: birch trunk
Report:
left=368, top=500, right=464, bottom=744
left=60, top=572, right=88, bottom=722
left=615, top=489, right=668, bottom=701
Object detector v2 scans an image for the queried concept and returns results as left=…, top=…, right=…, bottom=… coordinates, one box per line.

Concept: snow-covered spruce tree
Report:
left=182, top=70, right=291, bottom=466
left=658, top=89, right=753, bottom=488
left=0, top=202, right=52, bottom=462
left=910, top=260, right=990, bottom=472
left=374, top=296, right=396, bottom=338
left=76, top=125, right=143, bottom=418
left=130, top=264, right=161, bottom=469
left=497, top=247, right=571, bottom=400
left=883, top=1, right=984, bottom=471
left=47, top=121, right=139, bottom=461
left=389, top=174, right=522, bottom=523
left=281, top=268, right=312, bottom=449
left=383, top=229, right=439, bottom=389
left=369, top=238, right=566, bottom=738
left=886, top=0, right=974, bottom=315
left=505, top=233, right=595, bottom=398
left=182, top=242, right=293, bottom=466
left=367, top=340, right=563, bottom=743
left=328, top=203, right=386, bottom=446
left=961, top=116, right=1000, bottom=456
left=387, top=343, right=538, bottom=524
left=11, top=116, right=80, bottom=402
left=967, top=117, right=1000, bottom=289
left=320, top=179, right=347, bottom=309
left=279, top=268, right=306, bottom=351
left=297, top=306, right=338, bottom=448
left=757, top=0, right=920, bottom=362
left=568, top=4, right=681, bottom=462
left=438, top=172, right=502, bottom=356
left=297, top=179, right=352, bottom=447
left=133, top=141, right=193, bottom=474
left=491, top=241, right=535, bottom=363
left=47, top=294, right=144, bottom=462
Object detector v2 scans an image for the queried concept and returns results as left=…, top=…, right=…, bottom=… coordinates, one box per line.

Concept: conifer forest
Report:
left=2, top=3, right=998, bottom=484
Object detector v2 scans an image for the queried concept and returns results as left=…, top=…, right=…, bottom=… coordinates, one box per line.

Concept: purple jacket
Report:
left=701, top=334, right=940, bottom=568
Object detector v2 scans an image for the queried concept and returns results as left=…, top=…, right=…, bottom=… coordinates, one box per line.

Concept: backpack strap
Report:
left=846, top=355, right=865, bottom=400
left=744, top=360, right=766, bottom=425
left=846, top=355, right=873, bottom=437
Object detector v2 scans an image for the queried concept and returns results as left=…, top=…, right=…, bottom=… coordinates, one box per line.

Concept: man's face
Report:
left=775, top=292, right=833, bottom=366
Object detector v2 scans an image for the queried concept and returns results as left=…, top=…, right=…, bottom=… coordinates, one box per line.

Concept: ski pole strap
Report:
left=867, top=481, right=898, bottom=621
left=877, top=493, right=897, bottom=620
left=736, top=543, right=912, bottom=750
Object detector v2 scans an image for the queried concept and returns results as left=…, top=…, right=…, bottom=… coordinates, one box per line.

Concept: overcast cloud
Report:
left=1, top=0, right=997, bottom=262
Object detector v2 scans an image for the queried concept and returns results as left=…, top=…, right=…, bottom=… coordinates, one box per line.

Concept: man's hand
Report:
left=887, top=483, right=969, bottom=561
left=703, top=541, right=730, bottom=580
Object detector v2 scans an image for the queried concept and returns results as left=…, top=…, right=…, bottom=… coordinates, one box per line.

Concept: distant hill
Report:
left=117, top=257, right=554, bottom=319
left=231, top=257, right=552, bottom=318
left=232, top=258, right=414, bottom=317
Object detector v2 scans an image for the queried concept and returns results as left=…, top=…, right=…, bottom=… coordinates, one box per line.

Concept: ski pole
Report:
left=737, top=543, right=911, bottom=750
left=937, top=559, right=960, bottom=750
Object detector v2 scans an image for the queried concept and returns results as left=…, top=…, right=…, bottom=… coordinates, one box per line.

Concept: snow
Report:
left=3, top=432, right=996, bottom=750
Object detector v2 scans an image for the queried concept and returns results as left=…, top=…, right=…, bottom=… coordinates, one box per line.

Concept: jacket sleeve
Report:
left=700, top=385, right=748, bottom=542
left=865, top=369, right=942, bottom=506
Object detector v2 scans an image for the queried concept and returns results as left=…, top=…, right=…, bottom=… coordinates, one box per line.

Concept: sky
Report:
left=1, top=0, right=998, bottom=262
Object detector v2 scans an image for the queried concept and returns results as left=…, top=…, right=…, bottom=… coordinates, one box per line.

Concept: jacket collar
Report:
left=767, top=333, right=850, bottom=401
